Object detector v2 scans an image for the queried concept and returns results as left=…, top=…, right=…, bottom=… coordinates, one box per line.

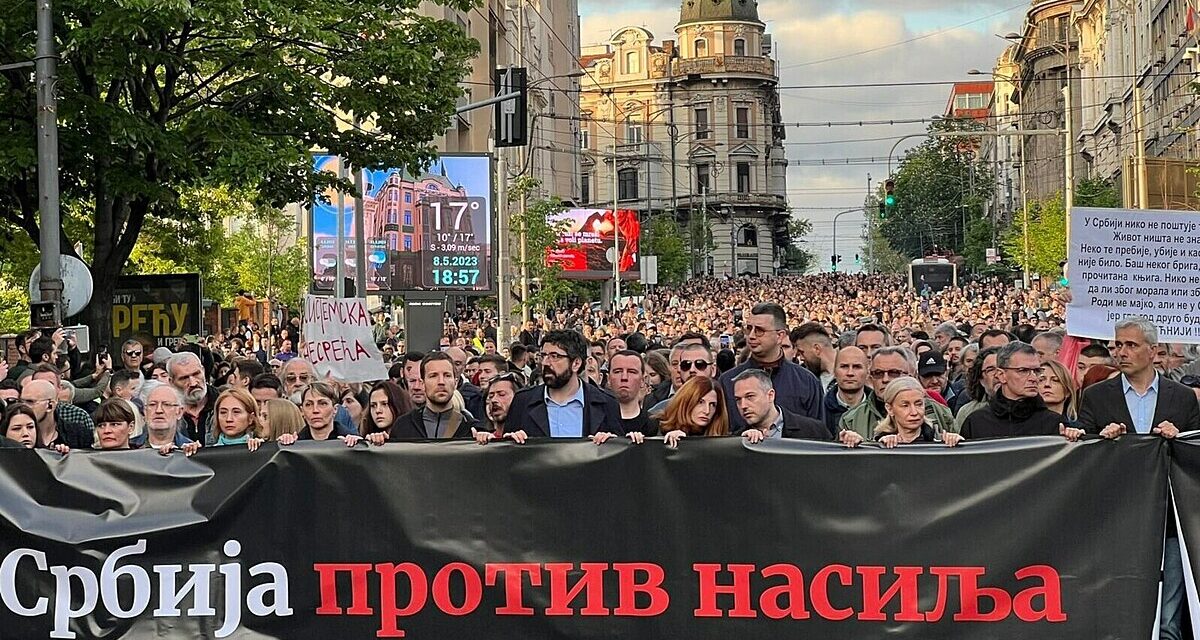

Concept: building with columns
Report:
left=578, top=0, right=789, bottom=277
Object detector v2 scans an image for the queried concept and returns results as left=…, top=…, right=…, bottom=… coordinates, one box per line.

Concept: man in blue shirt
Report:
left=505, top=330, right=624, bottom=443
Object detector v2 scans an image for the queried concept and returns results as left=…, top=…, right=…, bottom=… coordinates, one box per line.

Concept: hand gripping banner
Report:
left=0, top=437, right=1170, bottom=639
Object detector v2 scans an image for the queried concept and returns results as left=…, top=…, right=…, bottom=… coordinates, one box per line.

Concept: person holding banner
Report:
left=387, top=352, right=476, bottom=441
left=961, top=342, right=1083, bottom=441
left=362, top=382, right=412, bottom=445
left=277, top=382, right=362, bottom=447
left=1, top=403, right=40, bottom=449
left=655, top=376, right=730, bottom=448
left=209, top=389, right=267, bottom=451
left=871, top=377, right=962, bottom=447
left=1078, top=316, right=1200, bottom=640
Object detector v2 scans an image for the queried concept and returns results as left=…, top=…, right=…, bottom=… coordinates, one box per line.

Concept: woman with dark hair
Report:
left=656, top=376, right=729, bottom=448
left=93, top=398, right=137, bottom=450
left=363, top=382, right=414, bottom=445
left=953, top=346, right=1003, bottom=431
left=339, top=386, right=371, bottom=433
left=278, top=382, right=361, bottom=446
left=2, top=404, right=40, bottom=449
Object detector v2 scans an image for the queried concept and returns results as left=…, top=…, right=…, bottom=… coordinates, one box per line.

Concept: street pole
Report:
left=831, top=208, right=860, bottom=273
left=1063, top=83, right=1074, bottom=246
left=1020, top=141, right=1030, bottom=289
left=1129, top=2, right=1149, bottom=209
left=865, top=174, right=873, bottom=273
left=496, top=151, right=510, bottom=348
left=354, top=166, right=367, bottom=298
left=35, top=0, right=62, bottom=321
left=611, top=92, right=620, bottom=311
left=516, top=6, right=531, bottom=323
left=335, top=161, right=346, bottom=298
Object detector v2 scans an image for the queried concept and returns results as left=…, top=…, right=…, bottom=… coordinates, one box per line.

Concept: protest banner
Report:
left=301, top=294, right=389, bottom=382
left=0, top=437, right=1169, bottom=639
left=1067, top=206, right=1200, bottom=341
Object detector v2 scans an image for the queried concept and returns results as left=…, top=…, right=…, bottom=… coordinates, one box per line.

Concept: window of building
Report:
left=581, top=172, right=591, bottom=203
left=403, top=211, right=412, bottom=226
left=954, top=95, right=968, bottom=110
left=626, top=51, right=640, bottom=74
left=695, top=38, right=707, bottom=56
left=403, top=235, right=412, bottom=251
left=739, top=225, right=758, bottom=247
left=696, top=163, right=711, bottom=193
left=695, top=107, right=710, bottom=139
left=580, top=128, right=590, bottom=149
left=736, top=162, right=750, bottom=193
left=625, top=116, right=643, bottom=144
left=404, top=192, right=411, bottom=204
left=967, top=93, right=987, bottom=109
left=618, top=168, right=639, bottom=200
left=387, top=211, right=397, bottom=224
left=733, top=38, right=746, bottom=57
left=735, top=107, right=750, bottom=139
left=389, top=236, right=398, bottom=251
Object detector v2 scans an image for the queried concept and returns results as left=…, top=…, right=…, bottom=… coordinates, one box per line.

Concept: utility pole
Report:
left=611, top=90, right=621, bottom=311
left=354, top=165, right=367, bottom=298
left=35, top=0, right=62, bottom=322
left=516, top=4, right=531, bottom=323
left=496, top=150, right=510, bottom=347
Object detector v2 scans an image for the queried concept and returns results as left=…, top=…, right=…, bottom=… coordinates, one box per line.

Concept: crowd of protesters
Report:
left=2, top=273, right=1198, bottom=638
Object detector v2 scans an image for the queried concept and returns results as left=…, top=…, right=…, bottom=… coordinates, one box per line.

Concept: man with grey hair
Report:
left=1030, top=331, right=1064, bottom=364
left=838, top=346, right=954, bottom=439
left=932, top=322, right=959, bottom=350
left=167, top=351, right=217, bottom=442
left=131, top=382, right=200, bottom=455
left=736, top=369, right=830, bottom=443
left=961, top=342, right=1081, bottom=440
left=1079, top=316, right=1199, bottom=640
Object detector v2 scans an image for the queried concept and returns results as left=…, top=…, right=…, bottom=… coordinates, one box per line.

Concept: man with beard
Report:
left=472, top=373, right=520, bottom=443
left=390, top=352, right=476, bottom=439
left=504, top=329, right=624, bottom=443
left=791, top=322, right=835, bottom=390
left=720, top=303, right=824, bottom=433
left=167, top=352, right=218, bottom=443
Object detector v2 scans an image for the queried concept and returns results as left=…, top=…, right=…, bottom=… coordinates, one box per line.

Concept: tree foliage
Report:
left=0, top=0, right=478, bottom=339
left=510, top=176, right=572, bottom=312
left=999, top=179, right=1119, bottom=280
left=865, top=222, right=910, bottom=274
left=643, top=216, right=689, bottom=285
left=879, top=118, right=994, bottom=258
left=782, top=217, right=815, bottom=273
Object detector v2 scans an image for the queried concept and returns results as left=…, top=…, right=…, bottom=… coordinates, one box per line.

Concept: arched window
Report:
left=733, top=38, right=746, bottom=57
left=695, top=38, right=708, bottom=56
left=625, top=51, right=640, bottom=73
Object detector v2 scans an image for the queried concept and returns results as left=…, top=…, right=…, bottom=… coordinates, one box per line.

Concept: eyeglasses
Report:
left=1002, top=367, right=1042, bottom=378
left=145, top=401, right=180, bottom=411
left=869, top=369, right=907, bottom=380
left=744, top=325, right=782, bottom=337
left=678, top=360, right=710, bottom=372
left=540, top=352, right=569, bottom=362
left=125, top=350, right=142, bottom=357
left=284, top=374, right=312, bottom=383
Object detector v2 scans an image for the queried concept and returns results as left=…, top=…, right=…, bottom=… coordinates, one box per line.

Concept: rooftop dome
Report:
left=678, top=0, right=762, bottom=26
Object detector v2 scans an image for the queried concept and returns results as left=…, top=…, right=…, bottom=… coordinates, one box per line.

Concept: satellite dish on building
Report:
left=29, top=255, right=94, bottom=318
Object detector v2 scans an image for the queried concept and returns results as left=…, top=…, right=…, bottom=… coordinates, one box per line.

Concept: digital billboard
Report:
left=310, top=154, right=493, bottom=293
left=545, top=208, right=640, bottom=280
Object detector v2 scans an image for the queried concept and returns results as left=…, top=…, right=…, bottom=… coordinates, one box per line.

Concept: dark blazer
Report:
left=1078, top=374, right=1200, bottom=434
left=389, top=407, right=476, bottom=440
left=781, top=408, right=834, bottom=441
left=719, top=359, right=825, bottom=433
left=641, top=380, right=672, bottom=412
left=459, top=379, right=486, bottom=422
left=505, top=381, right=625, bottom=437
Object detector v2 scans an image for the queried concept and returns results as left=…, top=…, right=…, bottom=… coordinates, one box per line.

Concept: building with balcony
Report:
left=945, top=82, right=996, bottom=122
left=979, top=46, right=1023, bottom=232
left=577, top=0, right=789, bottom=277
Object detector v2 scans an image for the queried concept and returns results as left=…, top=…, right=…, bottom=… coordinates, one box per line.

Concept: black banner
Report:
left=0, top=437, right=1169, bottom=639
left=111, top=274, right=203, bottom=347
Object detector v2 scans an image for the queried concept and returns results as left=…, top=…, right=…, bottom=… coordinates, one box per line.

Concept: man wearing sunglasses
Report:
left=838, top=346, right=955, bottom=441
left=646, top=342, right=714, bottom=417
left=118, top=339, right=145, bottom=375
left=719, top=303, right=825, bottom=434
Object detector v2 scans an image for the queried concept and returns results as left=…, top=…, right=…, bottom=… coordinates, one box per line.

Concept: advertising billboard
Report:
left=112, top=274, right=203, bottom=347
left=546, top=208, right=640, bottom=280
left=310, top=154, right=493, bottom=294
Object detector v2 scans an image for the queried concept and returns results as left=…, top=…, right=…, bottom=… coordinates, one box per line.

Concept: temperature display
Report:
left=420, top=196, right=490, bottom=290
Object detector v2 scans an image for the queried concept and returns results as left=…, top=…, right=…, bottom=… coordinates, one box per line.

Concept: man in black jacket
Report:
left=390, top=352, right=476, bottom=440
left=505, top=329, right=624, bottom=443
left=961, top=342, right=1084, bottom=441
left=734, top=370, right=831, bottom=443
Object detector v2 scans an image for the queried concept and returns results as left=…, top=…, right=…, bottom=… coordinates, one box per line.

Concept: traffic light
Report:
left=883, top=179, right=896, bottom=218
left=831, top=254, right=842, bottom=271
left=855, top=254, right=861, bottom=265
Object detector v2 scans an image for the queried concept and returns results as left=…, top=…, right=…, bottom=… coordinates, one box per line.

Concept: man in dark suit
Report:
left=388, top=352, right=476, bottom=440
left=733, top=370, right=831, bottom=443
left=505, top=329, right=625, bottom=443
left=1078, top=316, right=1198, bottom=640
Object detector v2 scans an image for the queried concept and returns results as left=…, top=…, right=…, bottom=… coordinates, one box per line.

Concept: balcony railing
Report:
left=673, top=56, right=777, bottom=78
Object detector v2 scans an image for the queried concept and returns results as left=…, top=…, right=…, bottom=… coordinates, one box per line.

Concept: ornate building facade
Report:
left=578, top=0, right=789, bottom=277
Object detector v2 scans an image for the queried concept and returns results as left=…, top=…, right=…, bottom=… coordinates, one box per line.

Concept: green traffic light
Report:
left=885, top=194, right=896, bottom=206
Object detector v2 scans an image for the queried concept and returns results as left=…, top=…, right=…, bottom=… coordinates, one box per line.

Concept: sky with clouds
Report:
left=577, top=0, right=1027, bottom=268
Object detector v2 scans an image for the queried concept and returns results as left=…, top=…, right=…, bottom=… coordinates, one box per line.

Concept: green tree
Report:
left=0, top=0, right=478, bottom=340
left=510, top=176, right=572, bottom=312
left=782, top=217, right=815, bottom=273
left=223, top=226, right=311, bottom=310
left=1002, top=192, right=1067, bottom=279
left=643, top=216, right=689, bottom=284
left=880, top=118, right=994, bottom=258
left=865, top=222, right=910, bottom=274
left=1075, top=177, right=1121, bottom=208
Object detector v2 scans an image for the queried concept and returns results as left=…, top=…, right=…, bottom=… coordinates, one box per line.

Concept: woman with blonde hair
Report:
left=1038, top=360, right=1079, bottom=425
left=209, top=388, right=266, bottom=451
left=873, top=377, right=963, bottom=448
left=656, top=376, right=729, bottom=448
left=259, top=398, right=303, bottom=441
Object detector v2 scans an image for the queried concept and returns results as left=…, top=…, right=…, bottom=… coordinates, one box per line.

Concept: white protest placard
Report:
left=301, top=295, right=390, bottom=382
left=1067, top=206, right=1200, bottom=342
